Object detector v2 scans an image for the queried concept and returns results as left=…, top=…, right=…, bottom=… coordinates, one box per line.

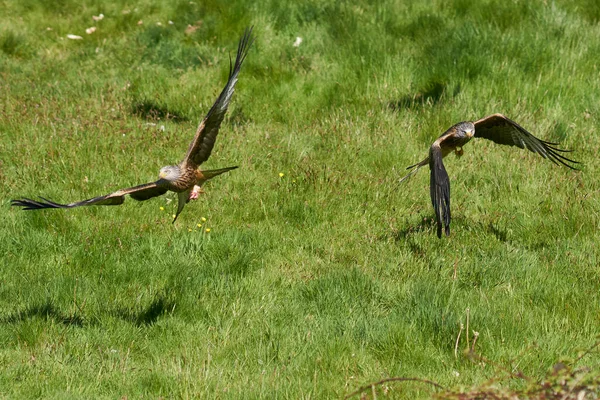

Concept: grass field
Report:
left=1, top=0, right=600, bottom=398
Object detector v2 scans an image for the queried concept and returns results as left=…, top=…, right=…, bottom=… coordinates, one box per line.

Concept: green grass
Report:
left=1, top=0, right=600, bottom=398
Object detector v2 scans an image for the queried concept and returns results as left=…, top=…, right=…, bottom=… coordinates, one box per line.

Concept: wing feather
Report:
left=473, top=114, right=579, bottom=169
left=429, top=144, right=451, bottom=238
left=11, top=182, right=168, bottom=210
left=182, top=27, right=254, bottom=169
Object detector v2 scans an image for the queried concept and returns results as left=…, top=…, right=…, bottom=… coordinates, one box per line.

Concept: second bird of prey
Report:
left=11, top=27, right=579, bottom=237
left=400, top=114, right=578, bottom=238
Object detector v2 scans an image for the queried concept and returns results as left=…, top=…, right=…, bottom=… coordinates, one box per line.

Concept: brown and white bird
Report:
left=399, top=114, right=578, bottom=238
left=12, top=28, right=254, bottom=222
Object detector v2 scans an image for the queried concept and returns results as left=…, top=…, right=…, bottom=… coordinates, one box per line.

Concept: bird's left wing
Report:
left=473, top=114, right=578, bottom=169
left=429, top=142, right=451, bottom=238
left=182, top=27, right=254, bottom=169
left=11, top=182, right=168, bottom=210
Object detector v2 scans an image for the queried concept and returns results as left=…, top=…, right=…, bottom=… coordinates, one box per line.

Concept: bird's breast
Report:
left=167, top=168, right=197, bottom=192
left=439, top=135, right=472, bottom=157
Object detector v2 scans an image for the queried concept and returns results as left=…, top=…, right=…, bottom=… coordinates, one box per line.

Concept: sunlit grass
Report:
left=1, top=0, right=600, bottom=398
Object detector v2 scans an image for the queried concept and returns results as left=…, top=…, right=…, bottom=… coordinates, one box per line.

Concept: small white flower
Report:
left=92, top=14, right=104, bottom=21
left=67, top=34, right=83, bottom=40
left=293, top=37, right=303, bottom=47
left=86, top=27, right=97, bottom=34
left=168, top=20, right=174, bottom=25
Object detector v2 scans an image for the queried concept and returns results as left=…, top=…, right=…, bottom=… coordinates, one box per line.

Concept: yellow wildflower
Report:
left=279, top=172, right=284, bottom=177
left=205, top=228, right=211, bottom=233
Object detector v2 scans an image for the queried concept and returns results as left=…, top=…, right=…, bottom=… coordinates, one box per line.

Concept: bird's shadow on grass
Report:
left=381, top=215, right=437, bottom=256
left=488, top=222, right=508, bottom=242
left=115, top=294, right=176, bottom=327
left=131, top=100, right=189, bottom=122
left=2, top=296, right=178, bottom=328
left=388, top=80, right=461, bottom=111
left=1, top=300, right=85, bottom=327
left=385, top=216, right=512, bottom=243
left=390, top=216, right=437, bottom=241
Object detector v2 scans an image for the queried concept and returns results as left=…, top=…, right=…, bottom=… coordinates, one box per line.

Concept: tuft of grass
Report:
left=0, top=30, right=30, bottom=57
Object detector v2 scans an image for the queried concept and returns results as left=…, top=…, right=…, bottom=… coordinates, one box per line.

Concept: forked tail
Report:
left=398, top=158, right=428, bottom=184
left=202, top=166, right=239, bottom=179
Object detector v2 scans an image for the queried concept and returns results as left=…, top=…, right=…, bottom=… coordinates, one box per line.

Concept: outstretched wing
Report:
left=182, top=27, right=254, bottom=169
left=429, top=142, right=451, bottom=238
left=11, top=182, right=168, bottom=210
left=473, top=114, right=578, bottom=169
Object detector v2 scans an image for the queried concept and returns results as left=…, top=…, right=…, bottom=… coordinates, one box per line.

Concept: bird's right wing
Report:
left=11, top=182, right=168, bottom=210
left=182, top=27, right=254, bottom=169
left=429, top=143, right=451, bottom=238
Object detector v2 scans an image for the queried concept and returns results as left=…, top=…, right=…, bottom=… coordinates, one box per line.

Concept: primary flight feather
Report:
left=12, top=27, right=254, bottom=223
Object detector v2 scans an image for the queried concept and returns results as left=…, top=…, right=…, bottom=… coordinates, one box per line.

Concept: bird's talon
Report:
left=188, top=185, right=204, bottom=201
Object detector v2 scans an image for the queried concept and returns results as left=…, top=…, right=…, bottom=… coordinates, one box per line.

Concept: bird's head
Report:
left=158, top=165, right=180, bottom=182
left=458, top=122, right=475, bottom=138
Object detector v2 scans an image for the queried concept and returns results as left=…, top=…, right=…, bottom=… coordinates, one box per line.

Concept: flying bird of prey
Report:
left=12, top=28, right=254, bottom=222
left=399, top=114, right=578, bottom=238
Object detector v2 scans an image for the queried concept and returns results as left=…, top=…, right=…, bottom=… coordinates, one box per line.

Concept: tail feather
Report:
left=201, top=166, right=239, bottom=179
left=399, top=157, right=428, bottom=184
